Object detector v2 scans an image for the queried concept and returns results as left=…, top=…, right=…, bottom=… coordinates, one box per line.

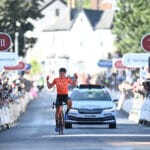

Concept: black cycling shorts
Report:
left=56, top=94, right=71, bottom=107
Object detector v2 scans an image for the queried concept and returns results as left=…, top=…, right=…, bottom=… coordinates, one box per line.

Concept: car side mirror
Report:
left=112, top=99, right=118, bottom=105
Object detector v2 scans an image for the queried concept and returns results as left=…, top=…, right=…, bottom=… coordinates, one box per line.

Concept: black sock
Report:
left=56, top=120, right=58, bottom=126
left=65, top=108, right=69, bottom=114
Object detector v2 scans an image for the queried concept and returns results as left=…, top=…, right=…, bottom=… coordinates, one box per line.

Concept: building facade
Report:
left=26, top=0, right=116, bottom=75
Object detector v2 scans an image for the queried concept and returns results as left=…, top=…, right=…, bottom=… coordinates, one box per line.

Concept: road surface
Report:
left=0, top=89, right=150, bottom=150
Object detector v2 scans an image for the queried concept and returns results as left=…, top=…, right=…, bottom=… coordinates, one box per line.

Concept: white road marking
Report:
left=41, top=133, right=150, bottom=138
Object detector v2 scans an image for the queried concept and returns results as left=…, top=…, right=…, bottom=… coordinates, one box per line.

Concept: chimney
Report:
left=67, top=0, right=75, bottom=22
left=67, top=0, right=75, bottom=8
left=67, top=0, right=71, bottom=22
left=72, top=0, right=76, bottom=8
left=91, top=0, right=100, bottom=10
left=99, top=0, right=112, bottom=10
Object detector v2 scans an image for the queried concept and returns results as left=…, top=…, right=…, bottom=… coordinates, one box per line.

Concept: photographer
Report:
left=132, top=79, right=145, bottom=96
left=142, top=78, right=150, bottom=96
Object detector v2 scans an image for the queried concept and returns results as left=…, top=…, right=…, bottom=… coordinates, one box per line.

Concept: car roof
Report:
left=77, top=84, right=105, bottom=89
left=73, top=84, right=108, bottom=92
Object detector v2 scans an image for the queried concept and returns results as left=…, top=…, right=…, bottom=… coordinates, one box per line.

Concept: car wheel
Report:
left=65, top=123, right=72, bottom=129
left=109, top=123, right=116, bottom=129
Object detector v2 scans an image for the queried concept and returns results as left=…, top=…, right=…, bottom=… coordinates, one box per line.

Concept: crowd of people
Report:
left=0, top=71, right=34, bottom=109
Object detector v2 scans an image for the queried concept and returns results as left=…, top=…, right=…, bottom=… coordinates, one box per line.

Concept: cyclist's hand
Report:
left=74, top=73, right=78, bottom=80
left=46, top=75, right=49, bottom=81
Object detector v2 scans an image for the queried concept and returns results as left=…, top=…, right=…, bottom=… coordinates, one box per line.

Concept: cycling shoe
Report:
left=55, top=126, right=59, bottom=132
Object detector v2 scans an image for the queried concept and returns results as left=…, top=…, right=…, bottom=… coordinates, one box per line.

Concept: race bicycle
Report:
left=52, top=102, right=66, bottom=135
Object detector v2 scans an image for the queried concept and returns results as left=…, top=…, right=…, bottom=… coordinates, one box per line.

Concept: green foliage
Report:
left=65, top=0, right=91, bottom=9
left=112, top=0, right=150, bottom=54
left=0, top=0, right=5, bottom=6
left=0, top=0, right=44, bottom=57
left=82, top=0, right=91, bottom=9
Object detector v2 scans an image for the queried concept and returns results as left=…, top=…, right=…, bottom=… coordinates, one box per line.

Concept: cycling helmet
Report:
left=59, top=67, right=67, bottom=73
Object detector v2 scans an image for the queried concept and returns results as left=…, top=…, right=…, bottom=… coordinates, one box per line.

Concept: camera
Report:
left=143, top=79, right=150, bottom=91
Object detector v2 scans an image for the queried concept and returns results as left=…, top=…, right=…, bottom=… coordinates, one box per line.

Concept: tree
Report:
left=82, top=0, right=91, bottom=9
left=112, top=0, right=150, bottom=54
left=64, top=0, right=91, bottom=9
left=76, top=0, right=91, bottom=9
left=0, top=0, right=44, bottom=57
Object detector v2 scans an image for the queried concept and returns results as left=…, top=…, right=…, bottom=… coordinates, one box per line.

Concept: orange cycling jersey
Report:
left=51, top=77, right=73, bottom=94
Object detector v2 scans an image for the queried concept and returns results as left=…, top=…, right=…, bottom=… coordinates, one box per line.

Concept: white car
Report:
left=65, top=84, right=117, bottom=129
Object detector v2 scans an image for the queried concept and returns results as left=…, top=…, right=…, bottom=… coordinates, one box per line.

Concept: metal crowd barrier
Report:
left=0, top=91, right=36, bottom=131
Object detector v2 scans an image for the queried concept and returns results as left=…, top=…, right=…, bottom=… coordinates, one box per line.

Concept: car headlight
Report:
left=103, top=106, right=116, bottom=112
left=68, top=108, right=78, bottom=114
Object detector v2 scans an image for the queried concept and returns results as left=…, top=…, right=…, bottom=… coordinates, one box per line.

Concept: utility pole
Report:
left=148, top=57, right=150, bottom=73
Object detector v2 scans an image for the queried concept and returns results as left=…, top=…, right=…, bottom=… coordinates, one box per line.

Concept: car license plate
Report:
left=84, top=114, right=96, bottom=118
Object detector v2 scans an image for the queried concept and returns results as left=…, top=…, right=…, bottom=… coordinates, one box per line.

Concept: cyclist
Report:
left=46, top=67, right=78, bottom=132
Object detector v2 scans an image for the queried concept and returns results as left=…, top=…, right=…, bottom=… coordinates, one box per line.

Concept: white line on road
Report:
left=41, top=133, right=150, bottom=138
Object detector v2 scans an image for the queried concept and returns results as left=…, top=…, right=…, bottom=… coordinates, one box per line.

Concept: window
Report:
left=55, top=8, right=60, bottom=17
left=71, top=90, right=111, bottom=101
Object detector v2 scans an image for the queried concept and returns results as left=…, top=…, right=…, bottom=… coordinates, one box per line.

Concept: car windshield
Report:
left=71, top=90, right=112, bottom=101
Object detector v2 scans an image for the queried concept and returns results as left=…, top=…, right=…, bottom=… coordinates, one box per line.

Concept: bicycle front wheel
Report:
left=58, top=113, right=64, bottom=135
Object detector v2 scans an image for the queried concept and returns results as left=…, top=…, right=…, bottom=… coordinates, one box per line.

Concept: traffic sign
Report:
left=122, top=53, right=150, bottom=68
left=141, top=33, right=150, bottom=52
left=0, top=52, right=19, bottom=67
left=97, top=59, right=112, bottom=68
left=0, top=32, right=12, bottom=51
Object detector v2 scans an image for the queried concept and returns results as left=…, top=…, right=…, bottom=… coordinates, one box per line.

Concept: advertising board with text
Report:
left=122, top=53, right=150, bottom=68
left=0, top=52, right=19, bottom=67
left=97, top=59, right=112, bottom=68
left=113, top=59, right=135, bottom=69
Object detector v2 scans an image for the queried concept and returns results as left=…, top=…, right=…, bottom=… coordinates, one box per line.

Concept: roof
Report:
left=95, top=9, right=115, bottom=29
left=43, top=8, right=115, bottom=32
left=84, top=9, right=103, bottom=28
left=40, top=0, right=67, bottom=11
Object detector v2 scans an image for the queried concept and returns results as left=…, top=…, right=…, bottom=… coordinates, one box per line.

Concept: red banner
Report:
left=4, top=61, right=25, bottom=70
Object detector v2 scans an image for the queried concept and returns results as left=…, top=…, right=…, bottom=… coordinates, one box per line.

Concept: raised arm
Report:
left=46, top=75, right=54, bottom=89
left=71, top=73, right=78, bottom=86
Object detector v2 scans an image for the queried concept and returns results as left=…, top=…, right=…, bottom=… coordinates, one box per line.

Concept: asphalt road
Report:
left=0, top=89, right=150, bottom=150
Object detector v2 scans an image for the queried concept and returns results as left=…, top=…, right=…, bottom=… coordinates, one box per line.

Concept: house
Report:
left=26, top=0, right=116, bottom=75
